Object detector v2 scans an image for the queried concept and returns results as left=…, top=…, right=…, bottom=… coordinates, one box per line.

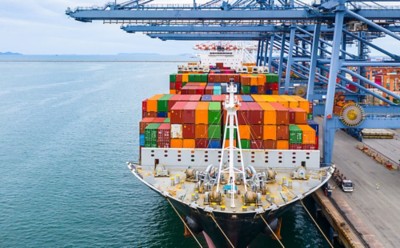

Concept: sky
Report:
left=0, top=0, right=399, bottom=55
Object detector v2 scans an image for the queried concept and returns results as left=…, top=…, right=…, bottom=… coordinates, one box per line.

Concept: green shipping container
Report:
left=242, top=86, right=251, bottom=94
left=145, top=123, right=160, bottom=147
left=208, top=124, right=222, bottom=139
left=240, top=139, right=251, bottom=149
left=225, top=128, right=237, bottom=139
left=170, top=74, right=176, bottom=83
left=289, top=124, right=303, bottom=144
left=188, top=74, right=197, bottom=82
left=266, top=73, right=279, bottom=83
left=208, top=102, right=221, bottom=124
left=199, top=74, right=208, bottom=82
left=157, top=94, right=172, bottom=112
left=164, top=118, right=170, bottom=123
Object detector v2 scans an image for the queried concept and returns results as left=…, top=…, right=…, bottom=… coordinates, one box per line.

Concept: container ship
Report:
left=128, top=63, right=334, bottom=247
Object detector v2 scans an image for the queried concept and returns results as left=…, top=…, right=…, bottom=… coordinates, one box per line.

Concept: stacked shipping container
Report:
left=139, top=64, right=317, bottom=150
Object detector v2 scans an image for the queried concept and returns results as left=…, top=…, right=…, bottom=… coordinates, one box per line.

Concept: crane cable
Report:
left=209, top=213, right=235, bottom=248
left=300, top=200, right=334, bottom=248
left=166, top=198, right=204, bottom=248
left=259, top=215, right=285, bottom=248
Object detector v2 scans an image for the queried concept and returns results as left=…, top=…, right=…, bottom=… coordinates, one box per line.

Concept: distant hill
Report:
left=0, top=52, right=22, bottom=55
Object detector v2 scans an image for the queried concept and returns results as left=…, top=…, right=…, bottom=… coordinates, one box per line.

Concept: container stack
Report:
left=140, top=63, right=319, bottom=150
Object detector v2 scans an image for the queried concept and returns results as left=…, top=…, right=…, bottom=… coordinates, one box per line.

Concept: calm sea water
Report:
left=0, top=60, right=333, bottom=247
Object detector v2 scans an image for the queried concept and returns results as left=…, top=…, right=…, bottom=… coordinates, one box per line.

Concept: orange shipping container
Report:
left=239, top=125, right=251, bottom=139
left=277, top=140, right=289, bottom=149
left=224, top=140, right=237, bottom=148
left=171, top=138, right=183, bottom=148
left=263, top=125, right=277, bottom=140
left=195, top=102, right=209, bottom=124
left=298, top=125, right=316, bottom=144
left=183, top=139, right=196, bottom=148
left=259, top=102, right=277, bottom=125
left=147, top=94, right=164, bottom=112
left=195, top=124, right=208, bottom=139
left=257, top=74, right=266, bottom=85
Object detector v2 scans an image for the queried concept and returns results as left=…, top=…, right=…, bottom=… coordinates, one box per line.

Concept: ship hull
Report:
left=166, top=194, right=294, bottom=248
left=129, top=163, right=311, bottom=248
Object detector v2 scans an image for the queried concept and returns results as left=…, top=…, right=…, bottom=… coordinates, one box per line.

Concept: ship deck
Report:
left=135, top=165, right=331, bottom=213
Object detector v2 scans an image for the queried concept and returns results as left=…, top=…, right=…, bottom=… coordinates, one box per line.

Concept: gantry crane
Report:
left=66, top=0, right=400, bottom=166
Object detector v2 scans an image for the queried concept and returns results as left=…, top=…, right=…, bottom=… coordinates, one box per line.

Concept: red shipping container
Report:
left=276, top=125, right=289, bottom=140
left=315, top=135, right=319, bottom=150
left=270, top=83, right=279, bottom=91
left=171, top=102, right=186, bottom=123
left=183, top=102, right=197, bottom=123
left=142, top=100, right=147, bottom=112
left=205, top=86, right=213, bottom=95
left=169, top=82, right=176, bottom=90
left=289, top=144, right=303, bottom=150
left=249, top=125, right=263, bottom=140
left=302, top=144, right=317, bottom=150
left=195, top=139, right=208, bottom=148
left=208, top=74, right=216, bottom=83
left=263, top=140, right=277, bottom=149
left=257, top=85, right=265, bottom=94
left=139, top=117, right=155, bottom=133
left=176, top=74, right=183, bottom=83
left=168, top=95, right=182, bottom=111
left=250, top=140, right=263, bottom=149
left=157, top=123, right=171, bottom=148
left=183, top=124, right=195, bottom=139
left=269, top=102, right=289, bottom=125
left=175, top=81, right=183, bottom=90
left=247, top=102, right=263, bottom=125
left=237, top=102, right=250, bottom=124
left=143, top=111, right=157, bottom=118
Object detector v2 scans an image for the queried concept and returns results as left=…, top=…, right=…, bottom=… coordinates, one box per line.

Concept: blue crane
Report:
left=66, top=0, right=400, bottom=166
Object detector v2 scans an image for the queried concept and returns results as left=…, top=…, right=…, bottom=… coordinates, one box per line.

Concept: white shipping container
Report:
left=170, top=124, right=183, bottom=139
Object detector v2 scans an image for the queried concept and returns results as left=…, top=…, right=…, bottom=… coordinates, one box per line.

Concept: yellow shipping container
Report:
left=298, top=125, right=316, bottom=144
left=250, top=76, right=258, bottom=86
left=258, top=102, right=277, bottom=125
left=239, top=125, right=251, bottom=139
left=183, top=139, right=195, bottom=148
left=251, top=95, right=265, bottom=102
left=170, top=89, right=177, bottom=94
left=263, top=125, right=277, bottom=140
left=292, top=95, right=310, bottom=113
left=182, top=73, right=189, bottom=83
left=195, top=102, right=209, bottom=124
left=272, top=95, right=289, bottom=107
left=171, top=139, right=183, bottom=148
left=276, top=140, right=289, bottom=149
left=281, top=95, right=298, bottom=108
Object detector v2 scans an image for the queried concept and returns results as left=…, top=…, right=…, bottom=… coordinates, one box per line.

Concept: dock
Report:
left=315, top=129, right=400, bottom=248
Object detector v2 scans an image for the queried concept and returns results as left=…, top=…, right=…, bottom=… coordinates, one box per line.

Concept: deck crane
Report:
left=66, top=0, right=400, bottom=166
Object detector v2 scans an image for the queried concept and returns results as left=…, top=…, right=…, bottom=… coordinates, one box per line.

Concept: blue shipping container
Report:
left=307, top=120, right=319, bottom=136
left=157, top=112, right=168, bottom=117
left=240, top=95, right=254, bottom=102
left=250, top=86, right=258, bottom=94
left=139, top=134, right=145, bottom=146
left=201, top=95, right=213, bottom=101
left=208, top=139, right=221, bottom=149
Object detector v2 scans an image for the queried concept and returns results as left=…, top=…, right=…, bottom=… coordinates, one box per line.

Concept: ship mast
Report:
left=216, top=80, right=247, bottom=208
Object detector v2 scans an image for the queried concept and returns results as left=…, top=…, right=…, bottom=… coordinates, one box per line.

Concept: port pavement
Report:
left=331, top=130, right=400, bottom=248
